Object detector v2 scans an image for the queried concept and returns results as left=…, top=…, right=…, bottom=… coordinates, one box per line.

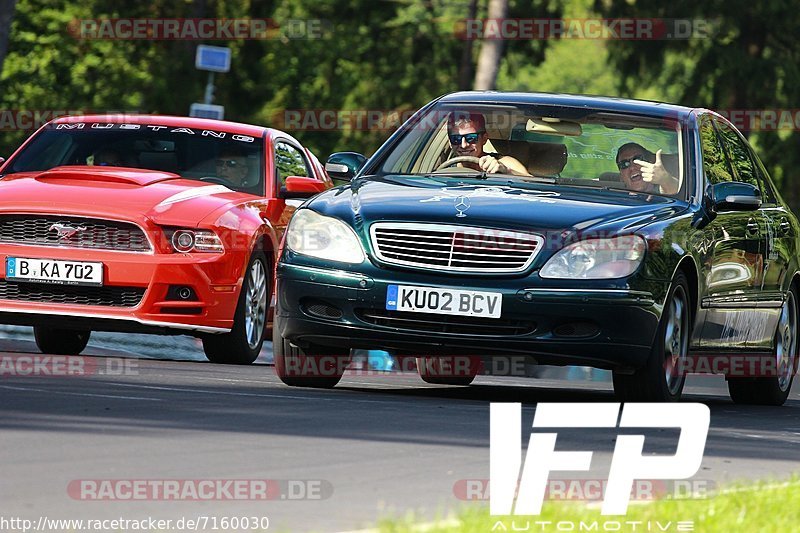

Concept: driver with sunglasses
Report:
left=215, top=146, right=253, bottom=188
left=616, top=142, right=680, bottom=195
left=447, top=112, right=530, bottom=176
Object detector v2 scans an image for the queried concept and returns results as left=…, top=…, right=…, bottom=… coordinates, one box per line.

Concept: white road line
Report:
left=103, top=381, right=455, bottom=406
left=0, top=384, right=162, bottom=401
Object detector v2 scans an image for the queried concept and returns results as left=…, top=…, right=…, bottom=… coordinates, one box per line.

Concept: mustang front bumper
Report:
left=275, top=256, right=672, bottom=370
left=0, top=243, right=246, bottom=334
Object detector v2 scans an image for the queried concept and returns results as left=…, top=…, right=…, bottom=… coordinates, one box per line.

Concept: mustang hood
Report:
left=0, top=166, right=245, bottom=224
left=310, top=176, right=687, bottom=235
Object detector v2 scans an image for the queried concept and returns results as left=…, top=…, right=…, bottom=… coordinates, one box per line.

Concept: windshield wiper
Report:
left=494, top=173, right=556, bottom=184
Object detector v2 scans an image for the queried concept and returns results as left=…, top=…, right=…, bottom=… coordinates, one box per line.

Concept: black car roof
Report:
left=438, top=91, right=696, bottom=121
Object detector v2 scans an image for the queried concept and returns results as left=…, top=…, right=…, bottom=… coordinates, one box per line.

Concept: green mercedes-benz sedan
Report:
left=273, top=91, right=800, bottom=405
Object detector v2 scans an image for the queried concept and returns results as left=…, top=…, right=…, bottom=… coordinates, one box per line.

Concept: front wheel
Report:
left=203, top=252, right=269, bottom=364
left=273, top=327, right=350, bottom=388
left=728, top=287, right=798, bottom=406
left=34, top=326, right=91, bottom=355
left=613, top=271, right=691, bottom=402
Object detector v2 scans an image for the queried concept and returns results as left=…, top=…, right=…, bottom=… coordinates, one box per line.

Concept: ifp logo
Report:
left=490, top=403, right=710, bottom=515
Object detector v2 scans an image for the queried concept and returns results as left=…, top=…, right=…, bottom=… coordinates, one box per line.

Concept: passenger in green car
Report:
left=616, top=142, right=681, bottom=195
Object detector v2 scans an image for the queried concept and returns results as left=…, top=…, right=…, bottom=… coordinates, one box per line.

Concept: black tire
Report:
left=34, top=326, right=91, bottom=355
left=203, top=252, right=269, bottom=364
left=273, top=327, right=350, bottom=388
left=416, top=356, right=479, bottom=386
left=728, top=286, right=798, bottom=406
left=613, top=271, right=692, bottom=402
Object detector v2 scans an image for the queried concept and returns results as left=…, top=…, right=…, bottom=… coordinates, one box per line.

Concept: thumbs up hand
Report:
left=634, top=150, right=670, bottom=185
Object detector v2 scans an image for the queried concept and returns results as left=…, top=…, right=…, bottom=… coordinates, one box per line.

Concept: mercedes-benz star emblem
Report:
left=454, top=196, right=471, bottom=217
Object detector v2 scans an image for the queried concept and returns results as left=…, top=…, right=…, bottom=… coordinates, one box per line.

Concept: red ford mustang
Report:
left=0, top=114, right=331, bottom=363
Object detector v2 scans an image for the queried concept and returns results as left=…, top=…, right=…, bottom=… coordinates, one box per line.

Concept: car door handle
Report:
left=746, top=219, right=760, bottom=235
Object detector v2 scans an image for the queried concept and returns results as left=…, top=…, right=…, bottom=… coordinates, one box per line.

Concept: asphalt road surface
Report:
left=0, top=329, right=799, bottom=532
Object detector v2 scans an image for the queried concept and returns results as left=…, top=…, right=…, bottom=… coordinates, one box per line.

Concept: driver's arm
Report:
left=499, top=155, right=531, bottom=177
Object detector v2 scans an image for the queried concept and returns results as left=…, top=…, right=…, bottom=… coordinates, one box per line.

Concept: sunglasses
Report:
left=448, top=132, right=484, bottom=145
left=216, top=159, right=242, bottom=168
left=617, top=154, right=645, bottom=170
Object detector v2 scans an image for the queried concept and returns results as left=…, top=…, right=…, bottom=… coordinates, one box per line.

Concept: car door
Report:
left=751, top=150, right=794, bottom=306
left=697, top=114, right=768, bottom=349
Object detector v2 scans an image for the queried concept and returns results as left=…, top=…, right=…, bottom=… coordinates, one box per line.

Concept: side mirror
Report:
left=710, top=182, right=762, bottom=212
left=325, top=152, right=367, bottom=181
left=280, top=176, right=327, bottom=199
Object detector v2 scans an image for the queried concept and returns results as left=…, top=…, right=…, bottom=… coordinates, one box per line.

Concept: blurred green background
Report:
left=0, top=0, right=797, bottom=207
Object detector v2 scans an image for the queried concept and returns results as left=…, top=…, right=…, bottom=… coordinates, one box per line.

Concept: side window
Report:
left=750, top=150, right=778, bottom=205
left=698, top=115, right=734, bottom=186
left=274, top=142, right=310, bottom=187
left=748, top=140, right=778, bottom=205
left=715, top=119, right=760, bottom=189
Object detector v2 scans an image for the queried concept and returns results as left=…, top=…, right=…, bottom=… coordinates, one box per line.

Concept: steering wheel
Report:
left=200, top=176, right=236, bottom=188
left=435, top=156, right=482, bottom=171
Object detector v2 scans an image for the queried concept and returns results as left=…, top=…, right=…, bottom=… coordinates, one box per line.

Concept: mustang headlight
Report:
left=285, top=209, right=365, bottom=263
left=540, top=235, right=646, bottom=279
left=169, top=229, right=224, bottom=253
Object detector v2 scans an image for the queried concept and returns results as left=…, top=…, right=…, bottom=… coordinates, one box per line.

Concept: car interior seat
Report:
left=486, top=139, right=568, bottom=177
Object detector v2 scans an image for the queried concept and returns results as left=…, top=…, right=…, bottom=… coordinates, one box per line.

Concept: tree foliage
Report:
left=596, top=0, right=800, bottom=207
left=0, top=0, right=798, bottom=211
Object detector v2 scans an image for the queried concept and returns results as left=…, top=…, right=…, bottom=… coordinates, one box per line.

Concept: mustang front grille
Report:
left=0, top=215, right=151, bottom=252
left=0, top=280, right=145, bottom=307
left=370, top=223, right=543, bottom=273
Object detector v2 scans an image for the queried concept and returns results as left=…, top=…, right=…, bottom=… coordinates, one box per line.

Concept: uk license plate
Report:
left=5, top=257, right=103, bottom=286
left=385, top=284, right=502, bottom=319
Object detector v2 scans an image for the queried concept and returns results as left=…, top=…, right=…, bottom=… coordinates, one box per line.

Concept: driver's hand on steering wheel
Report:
left=479, top=155, right=508, bottom=174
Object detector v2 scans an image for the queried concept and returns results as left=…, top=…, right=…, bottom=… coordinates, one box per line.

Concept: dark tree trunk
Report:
left=457, top=0, right=478, bottom=91
left=0, top=0, right=16, bottom=76
left=473, top=0, right=508, bottom=91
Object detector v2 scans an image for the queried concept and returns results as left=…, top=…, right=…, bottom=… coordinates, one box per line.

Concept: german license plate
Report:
left=5, top=257, right=103, bottom=286
left=386, top=284, right=502, bottom=319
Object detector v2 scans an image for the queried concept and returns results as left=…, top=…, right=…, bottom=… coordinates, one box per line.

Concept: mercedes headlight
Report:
left=540, top=235, right=646, bottom=279
left=285, top=209, right=365, bottom=263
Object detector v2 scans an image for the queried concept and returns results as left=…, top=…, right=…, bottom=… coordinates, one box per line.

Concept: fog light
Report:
left=166, top=285, right=198, bottom=301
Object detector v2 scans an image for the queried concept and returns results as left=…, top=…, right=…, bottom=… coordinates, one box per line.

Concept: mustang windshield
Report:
left=4, top=122, right=264, bottom=194
left=376, top=103, right=685, bottom=198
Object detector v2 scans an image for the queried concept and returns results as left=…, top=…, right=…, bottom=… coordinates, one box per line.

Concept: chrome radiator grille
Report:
left=0, top=215, right=151, bottom=252
left=370, top=223, right=543, bottom=273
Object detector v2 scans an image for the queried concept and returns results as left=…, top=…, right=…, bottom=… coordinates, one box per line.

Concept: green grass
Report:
left=376, top=479, right=800, bottom=533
